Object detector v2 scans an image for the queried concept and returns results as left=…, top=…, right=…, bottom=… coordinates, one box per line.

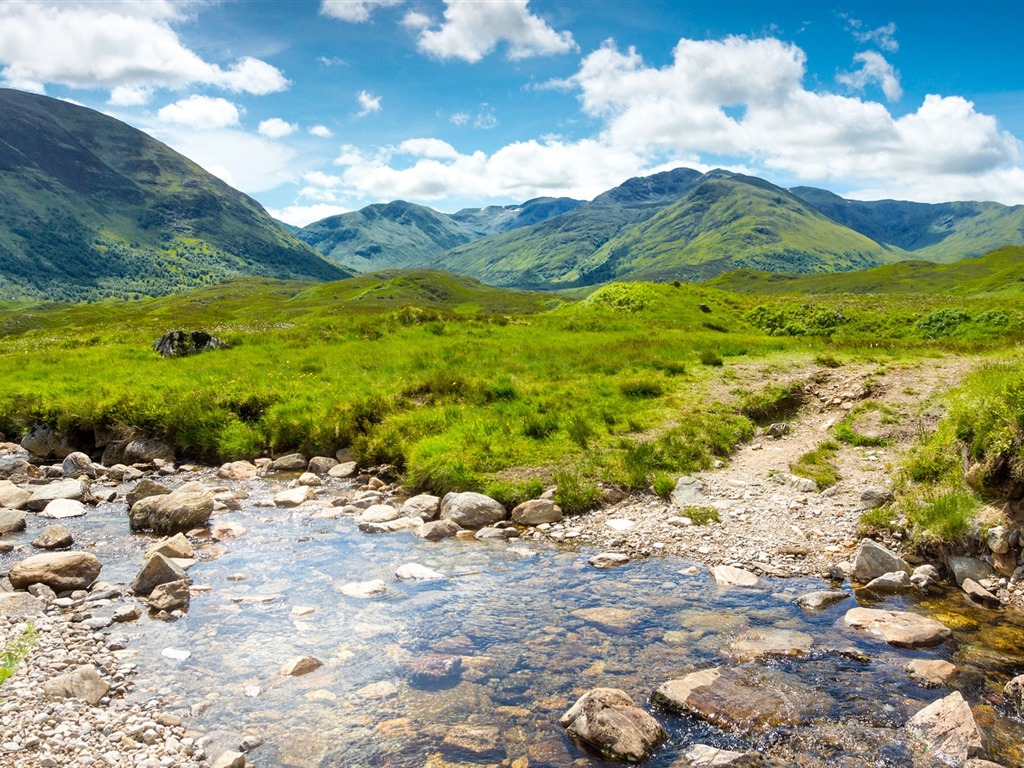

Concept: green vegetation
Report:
left=835, top=402, right=895, bottom=448
left=0, top=623, right=37, bottom=688
left=739, top=382, right=805, bottom=423
left=790, top=440, right=841, bottom=490
left=678, top=506, right=720, bottom=525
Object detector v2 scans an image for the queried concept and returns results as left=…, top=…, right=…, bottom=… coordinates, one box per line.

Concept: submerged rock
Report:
left=676, top=744, right=764, bottom=767
left=844, top=607, right=951, bottom=648
left=794, top=590, right=849, bottom=611
left=559, top=687, right=666, bottom=763
left=726, top=629, right=813, bottom=661
left=710, top=565, right=760, bottom=587
left=906, top=691, right=985, bottom=765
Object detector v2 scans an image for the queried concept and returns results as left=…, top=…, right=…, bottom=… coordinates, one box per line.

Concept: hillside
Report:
left=450, top=196, right=584, bottom=237
left=0, top=88, right=349, bottom=301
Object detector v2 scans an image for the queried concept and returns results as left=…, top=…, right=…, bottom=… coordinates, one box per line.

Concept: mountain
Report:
left=790, top=187, right=1024, bottom=262
left=438, top=170, right=901, bottom=288
left=450, top=197, right=584, bottom=237
left=0, top=88, right=350, bottom=301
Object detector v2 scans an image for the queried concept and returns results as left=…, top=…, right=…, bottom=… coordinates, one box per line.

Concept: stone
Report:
left=217, top=461, right=258, bottom=480
left=992, top=550, right=1018, bottom=577
left=145, top=532, right=195, bottom=560
left=852, top=539, right=909, bottom=583
left=61, top=451, right=96, bottom=479
left=122, top=438, right=175, bottom=464
left=670, top=476, right=705, bottom=507
left=475, top=525, right=518, bottom=540
left=126, top=478, right=171, bottom=508
left=40, top=498, right=87, bottom=519
left=152, top=330, right=226, bottom=358
left=441, top=724, right=503, bottom=759
left=339, top=579, right=387, bottom=598
left=280, top=656, right=323, bottom=677
left=987, top=525, right=1011, bottom=554
left=209, top=750, right=246, bottom=768
left=676, top=744, right=764, bottom=767
left=148, top=579, right=190, bottom=612
left=43, top=664, right=109, bottom=705
left=859, top=486, right=895, bottom=509
left=906, top=659, right=958, bottom=688
left=357, top=504, right=400, bottom=524
left=21, top=423, right=73, bottom=460
left=0, top=480, right=31, bottom=509
left=605, top=518, right=636, bottom=532
left=31, top=524, right=73, bottom=549
left=417, top=518, right=462, bottom=541
left=1003, top=674, right=1024, bottom=716
left=298, top=472, right=322, bottom=487
left=511, top=499, right=562, bottom=526
left=129, top=481, right=214, bottom=533
left=710, top=565, right=760, bottom=587
left=962, top=578, right=1001, bottom=608
left=307, top=456, right=338, bottom=475
left=865, top=570, right=913, bottom=593
left=328, top=461, right=358, bottom=478
left=113, top=604, right=142, bottom=623
left=949, top=556, right=995, bottom=587
left=906, top=691, right=984, bottom=765
left=0, top=508, right=26, bottom=534
left=268, top=453, right=307, bottom=472
left=844, top=607, right=952, bottom=648
left=131, top=553, right=188, bottom=596
left=0, top=592, right=45, bottom=618
left=357, top=680, right=397, bottom=699
left=359, top=517, right=421, bottom=534
left=911, top=564, right=942, bottom=592
left=767, top=422, right=789, bottom=439
left=401, top=494, right=441, bottom=521
left=408, top=655, right=462, bottom=687
left=589, top=552, right=631, bottom=569
left=273, top=486, right=314, bottom=507
left=727, top=629, right=813, bottom=661
left=440, top=492, right=507, bottom=529
left=571, top=607, right=641, bottom=635
left=559, top=688, right=666, bottom=763
left=395, top=562, right=445, bottom=581
left=26, top=478, right=87, bottom=511
left=795, top=591, right=849, bottom=611
left=8, top=551, right=102, bottom=591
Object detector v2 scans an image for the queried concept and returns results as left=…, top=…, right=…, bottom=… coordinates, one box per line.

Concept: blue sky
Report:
left=2, top=1, right=1023, bottom=225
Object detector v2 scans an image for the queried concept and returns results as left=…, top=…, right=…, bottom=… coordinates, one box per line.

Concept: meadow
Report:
left=1, top=269, right=1021, bottom=530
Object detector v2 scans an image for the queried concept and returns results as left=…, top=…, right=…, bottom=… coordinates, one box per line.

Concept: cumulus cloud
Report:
left=415, top=0, right=577, bottom=63
left=357, top=90, right=382, bottom=116
left=838, top=51, right=902, bottom=102
left=258, top=117, right=299, bottom=138
left=320, top=0, right=403, bottom=23
left=0, top=2, right=288, bottom=95
left=309, top=124, right=334, bottom=138
left=108, top=84, right=152, bottom=106
left=269, top=203, right=351, bottom=227
left=157, top=95, right=241, bottom=129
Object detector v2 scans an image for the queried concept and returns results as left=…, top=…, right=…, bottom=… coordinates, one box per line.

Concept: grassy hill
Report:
left=0, top=88, right=349, bottom=301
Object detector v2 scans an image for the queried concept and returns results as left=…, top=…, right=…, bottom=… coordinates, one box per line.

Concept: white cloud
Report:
left=108, top=84, right=153, bottom=106
left=416, top=0, right=577, bottom=63
left=304, top=171, right=344, bottom=187
left=474, top=105, right=498, bottom=130
left=450, top=111, right=470, bottom=126
left=401, top=10, right=431, bottom=30
left=157, top=95, right=241, bottom=129
left=309, top=124, right=334, bottom=138
left=258, top=117, right=299, bottom=138
left=398, top=138, right=461, bottom=159
left=320, top=0, right=403, bottom=23
left=0, top=3, right=288, bottom=95
left=838, top=51, right=902, bottom=102
left=269, top=204, right=351, bottom=227
left=844, top=17, right=899, bottom=53
left=357, top=89, right=382, bottom=116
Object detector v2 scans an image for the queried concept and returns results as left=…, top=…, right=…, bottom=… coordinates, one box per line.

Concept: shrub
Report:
left=619, top=377, right=665, bottom=398
left=698, top=349, right=723, bottom=367
left=652, top=472, right=675, bottom=500
left=916, top=308, right=971, bottom=338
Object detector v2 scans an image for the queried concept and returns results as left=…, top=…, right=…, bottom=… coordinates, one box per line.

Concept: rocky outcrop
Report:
left=559, top=688, right=666, bottom=763
left=8, top=551, right=102, bottom=592
left=21, top=423, right=74, bottom=460
left=153, top=330, right=227, bottom=358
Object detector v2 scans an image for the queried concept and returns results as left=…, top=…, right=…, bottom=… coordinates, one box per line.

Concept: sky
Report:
left=2, top=0, right=1024, bottom=226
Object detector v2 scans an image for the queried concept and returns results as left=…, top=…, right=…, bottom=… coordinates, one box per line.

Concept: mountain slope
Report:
left=450, top=196, right=584, bottom=237
left=0, top=88, right=349, bottom=301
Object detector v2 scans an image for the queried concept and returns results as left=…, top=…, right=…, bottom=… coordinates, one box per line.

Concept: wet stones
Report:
left=148, top=579, right=191, bottom=612
left=407, top=655, right=462, bottom=688
left=844, top=607, right=952, bottom=648
left=40, top=497, right=87, bottom=519
left=26, top=478, right=87, bottom=511
left=906, top=691, right=985, bottom=765
left=962, top=578, right=1001, bottom=608
left=8, top=551, right=102, bottom=591
left=0, top=508, right=26, bottom=534
left=402, top=493, right=441, bottom=521
left=726, top=629, right=813, bottom=661
left=31, top=524, right=74, bottom=549
left=710, top=565, right=760, bottom=587
left=279, top=656, right=323, bottom=677
left=852, top=539, right=909, bottom=583
left=416, top=518, right=462, bottom=541
left=559, top=688, right=666, bottom=763
left=268, top=453, right=307, bottom=472
left=440, top=492, right=507, bottom=529
left=339, top=579, right=387, bottom=598
left=129, top=481, right=214, bottom=534
left=588, top=552, right=631, bottom=569
left=571, top=607, right=642, bottom=635
left=794, top=590, right=849, bottom=611
left=273, top=486, right=315, bottom=508
left=131, top=553, right=188, bottom=596
left=395, top=562, right=445, bottom=581
left=676, top=744, right=765, bottom=767
left=1003, top=674, right=1024, bottom=716
left=906, top=659, right=958, bottom=688
left=511, top=499, right=562, bottom=526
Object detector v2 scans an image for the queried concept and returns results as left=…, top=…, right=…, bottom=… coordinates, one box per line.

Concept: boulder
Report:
left=31, top=525, right=74, bottom=550
left=0, top=480, right=31, bottom=510
left=395, top=562, right=445, bottom=581
left=865, top=571, right=914, bottom=593
left=859, top=486, right=895, bottom=509
left=43, top=664, right=109, bottom=705
left=710, top=565, right=760, bottom=587
left=359, top=517, right=422, bottom=534
left=795, top=591, right=849, bottom=611
left=40, top=498, right=87, bottom=519
left=357, top=504, right=400, bottom=525
left=402, top=494, right=442, bottom=521
left=416, top=518, right=462, bottom=541
left=852, top=539, right=909, bottom=583
left=123, top=438, right=175, bottom=464
left=511, top=499, right=563, bottom=526
left=1003, top=674, right=1024, bottom=716
left=279, top=656, right=323, bottom=677
left=8, top=551, right=102, bottom=591
left=268, top=453, right=308, bottom=472
left=677, top=744, right=765, bottom=767
left=339, top=579, right=387, bottom=598
left=987, top=525, right=1011, bottom=554
left=0, top=592, right=45, bottom=619
left=726, top=629, right=813, bottom=661
left=148, top=579, right=190, bottom=612
left=126, top=478, right=171, bottom=508
left=298, top=472, right=322, bottom=487
left=962, top=578, right=1001, bottom=608
left=152, top=330, right=227, bottom=358
left=948, top=556, right=995, bottom=587
left=21, top=423, right=73, bottom=460
left=26, top=478, right=87, bottom=511
left=589, top=552, right=631, bottom=569
left=61, top=452, right=96, bottom=479
left=328, top=461, right=358, bottom=478
left=273, top=486, right=315, bottom=508
left=0, top=508, right=26, bottom=535
left=906, top=691, right=985, bottom=765
left=670, top=476, right=705, bottom=507
left=209, top=751, right=246, bottom=768
left=907, top=659, right=958, bottom=688
left=217, top=461, right=258, bottom=481
left=844, top=607, right=952, bottom=648
left=145, top=533, right=195, bottom=561
left=307, top=456, right=338, bottom=475
left=0, top=457, right=39, bottom=481
left=131, top=553, right=188, bottom=596
left=440, top=492, right=507, bottom=529
left=407, top=655, right=462, bottom=687
left=559, top=688, right=666, bottom=763
left=129, top=481, right=214, bottom=533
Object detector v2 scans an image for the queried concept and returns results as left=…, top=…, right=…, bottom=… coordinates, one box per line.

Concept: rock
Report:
left=145, top=532, right=195, bottom=560
left=964, top=762, right=1006, bottom=768
left=440, top=492, right=507, bottom=529
left=948, top=556, right=995, bottom=587
left=987, top=525, right=1010, bottom=554
left=860, top=486, right=895, bottom=509
left=675, top=744, right=764, bottom=767
left=417, top=518, right=462, bottom=541
left=767, top=422, right=789, bottom=439
left=0, top=480, right=31, bottom=510
left=844, top=607, right=952, bottom=648
left=26, top=478, right=87, bottom=511
left=710, top=565, right=760, bottom=587
left=328, top=461, right=358, bottom=478
left=571, top=607, right=641, bottom=635
left=31, top=524, right=74, bottom=549
left=402, top=493, right=441, bottom=521
left=865, top=570, right=913, bottom=593
left=131, top=553, right=188, bottom=596
left=0, top=592, right=45, bottom=618
left=1003, top=674, right=1024, bottom=716
left=113, top=604, right=142, bottom=623
left=123, top=438, right=175, bottom=464
left=126, top=478, right=171, bottom=507
left=357, top=680, right=397, bottom=699
left=40, top=498, right=87, bottom=519
left=795, top=590, right=849, bottom=611
left=911, top=564, right=942, bottom=592
left=589, top=552, right=631, bottom=569
left=9, top=551, right=102, bottom=591
left=268, top=453, right=308, bottom=472
left=298, top=472, right=322, bottom=487
left=852, top=539, right=909, bottom=583
left=217, top=461, right=258, bottom=480
left=905, top=691, right=984, bottom=765
left=670, top=476, right=705, bottom=507
left=129, top=481, right=214, bottom=533
left=474, top=525, right=519, bottom=540
left=153, top=330, right=227, bottom=358
left=148, top=578, right=191, bottom=612
left=407, top=655, right=462, bottom=687
left=727, top=629, right=813, bottom=661
left=992, top=550, right=1017, bottom=577
left=21, top=423, right=73, bottom=460
left=441, top=724, right=503, bottom=759
left=769, top=472, right=818, bottom=493
left=339, top=579, right=387, bottom=598
left=357, top=504, right=400, bottom=524
left=559, top=688, right=666, bottom=763
left=273, top=486, right=314, bottom=508
left=511, top=499, right=562, bottom=526
left=307, top=456, right=338, bottom=475
left=395, top=562, right=445, bottom=581
left=209, top=750, right=246, bottom=768
left=360, top=517, right=422, bottom=534
left=605, top=518, right=636, bottom=532
left=61, top=451, right=96, bottom=479
left=906, top=659, right=958, bottom=688
left=279, top=656, right=323, bottom=676
left=962, top=578, right=1001, bottom=608
left=43, top=664, right=109, bottom=705
left=0, top=508, right=26, bottom=534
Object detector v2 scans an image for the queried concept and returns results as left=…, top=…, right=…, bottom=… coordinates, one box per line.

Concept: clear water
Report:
left=5, top=473, right=1024, bottom=767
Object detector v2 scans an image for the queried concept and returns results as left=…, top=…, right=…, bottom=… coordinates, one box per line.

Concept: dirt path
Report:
left=528, top=356, right=978, bottom=577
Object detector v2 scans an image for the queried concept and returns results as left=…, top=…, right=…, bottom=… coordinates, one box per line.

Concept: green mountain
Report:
left=707, top=245, right=1024, bottom=296
left=791, top=187, right=1024, bottom=263
left=439, top=170, right=901, bottom=288
left=0, top=88, right=349, bottom=301
left=451, top=197, right=584, bottom=237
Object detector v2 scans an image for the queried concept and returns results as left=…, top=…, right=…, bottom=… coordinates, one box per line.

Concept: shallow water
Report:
left=5, top=475, right=1024, bottom=767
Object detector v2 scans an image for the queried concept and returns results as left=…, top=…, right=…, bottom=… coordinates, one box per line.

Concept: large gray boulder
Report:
left=126, top=478, right=170, bottom=508
left=906, top=691, right=985, bottom=765
left=401, top=494, right=441, bottom=521
left=844, top=607, right=952, bottom=648
left=416, top=518, right=461, bottom=541
left=440, top=492, right=506, bottom=529
left=21, top=423, right=73, bottom=460
left=131, top=553, right=188, bottom=596
left=670, top=476, right=705, bottom=507
left=123, top=438, right=175, bottom=465
left=129, top=481, right=214, bottom=534
left=559, top=687, right=666, bottom=762
left=852, top=539, right=909, bottom=583
left=153, top=330, right=226, bottom=358
left=26, top=478, right=87, bottom=511
left=948, top=556, right=995, bottom=587
left=43, top=664, right=109, bottom=705
left=61, top=452, right=96, bottom=479
left=268, top=453, right=307, bottom=472
left=8, top=551, right=102, bottom=592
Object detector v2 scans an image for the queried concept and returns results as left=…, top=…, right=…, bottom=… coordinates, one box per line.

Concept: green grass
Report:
left=834, top=402, right=894, bottom=447
left=679, top=505, right=720, bottom=525
left=790, top=440, right=840, bottom=490
left=0, top=623, right=37, bottom=689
